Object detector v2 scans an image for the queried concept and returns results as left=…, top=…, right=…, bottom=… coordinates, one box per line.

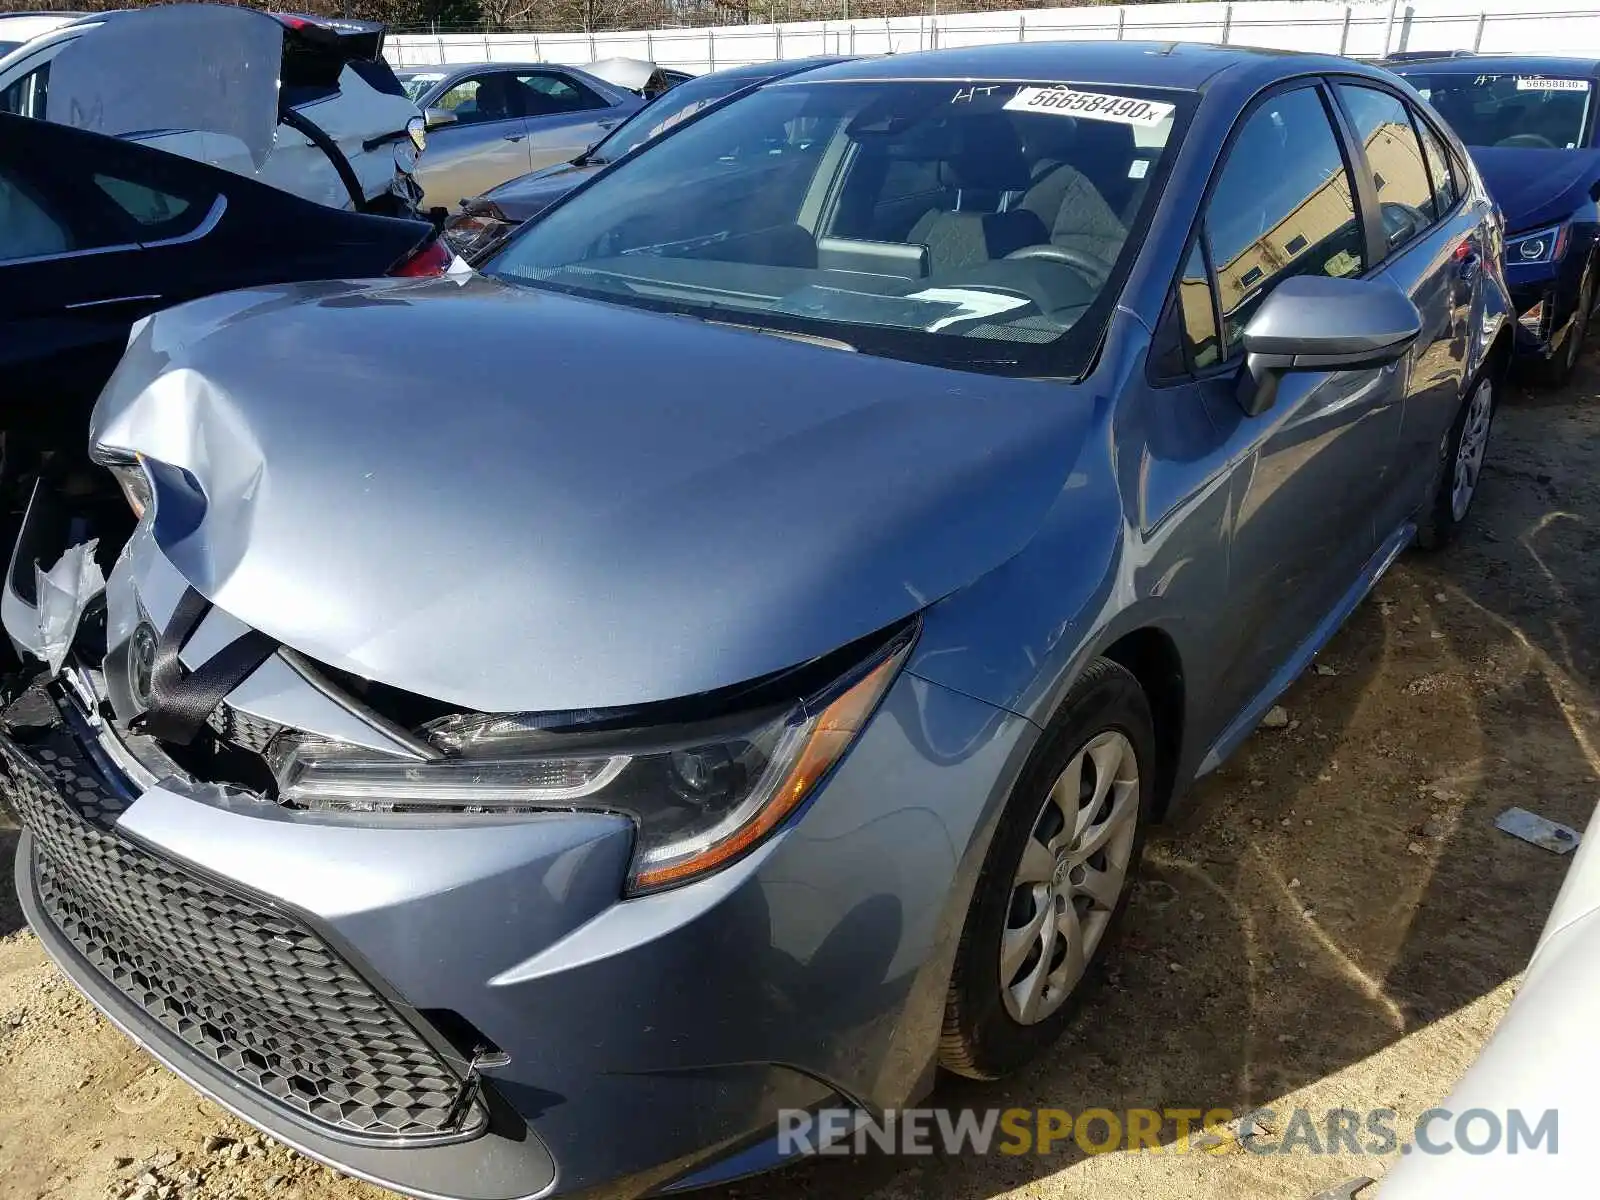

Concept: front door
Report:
left=415, top=71, right=535, bottom=211
left=1330, top=81, right=1473, bottom=537
left=1186, top=84, right=1407, bottom=744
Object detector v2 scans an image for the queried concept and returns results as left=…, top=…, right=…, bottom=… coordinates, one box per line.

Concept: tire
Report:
left=1416, top=368, right=1497, bottom=551
left=939, top=657, right=1156, bottom=1080
left=1535, top=261, right=1594, bottom=389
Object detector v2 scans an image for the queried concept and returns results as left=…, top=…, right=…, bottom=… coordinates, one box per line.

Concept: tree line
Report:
left=6, top=0, right=1123, bottom=36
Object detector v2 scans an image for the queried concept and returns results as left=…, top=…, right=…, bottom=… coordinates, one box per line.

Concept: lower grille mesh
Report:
left=3, top=731, right=485, bottom=1142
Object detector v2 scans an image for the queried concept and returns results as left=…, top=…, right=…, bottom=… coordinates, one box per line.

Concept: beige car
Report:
left=397, top=61, right=642, bottom=211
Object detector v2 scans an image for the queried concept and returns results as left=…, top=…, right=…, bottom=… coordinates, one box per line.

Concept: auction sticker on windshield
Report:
left=1516, top=77, right=1591, bottom=91
left=1004, top=86, right=1175, bottom=127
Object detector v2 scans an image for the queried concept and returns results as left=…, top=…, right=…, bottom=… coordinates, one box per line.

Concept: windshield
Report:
left=0, top=40, right=20, bottom=56
left=399, top=71, right=445, bottom=103
left=1403, top=71, right=1593, bottom=148
left=595, top=71, right=767, bottom=162
left=488, top=78, right=1186, bottom=375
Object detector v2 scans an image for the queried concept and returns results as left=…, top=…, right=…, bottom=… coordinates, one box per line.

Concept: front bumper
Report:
left=2, top=668, right=1035, bottom=1199
left=1506, top=252, right=1586, bottom=359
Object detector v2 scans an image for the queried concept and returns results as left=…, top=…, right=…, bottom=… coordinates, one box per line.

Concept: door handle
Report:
left=503, top=133, right=526, bottom=143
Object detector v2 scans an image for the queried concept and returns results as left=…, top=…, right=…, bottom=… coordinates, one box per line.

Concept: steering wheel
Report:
left=1496, top=133, right=1558, bottom=149
left=1004, top=243, right=1115, bottom=287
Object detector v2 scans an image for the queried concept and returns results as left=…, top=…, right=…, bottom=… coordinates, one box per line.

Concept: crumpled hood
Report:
left=1468, top=146, right=1600, bottom=233
left=91, top=274, right=1091, bottom=714
left=483, top=161, right=599, bottom=221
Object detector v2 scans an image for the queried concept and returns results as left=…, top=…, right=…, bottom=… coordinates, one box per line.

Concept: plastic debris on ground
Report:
left=1495, top=807, right=1581, bottom=854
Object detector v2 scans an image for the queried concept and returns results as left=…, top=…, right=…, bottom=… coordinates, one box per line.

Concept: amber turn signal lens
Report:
left=629, top=641, right=910, bottom=892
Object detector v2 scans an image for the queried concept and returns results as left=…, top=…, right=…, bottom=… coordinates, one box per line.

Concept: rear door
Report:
left=1330, top=79, right=1473, bottom=536
left=414, top=70, right=536, bottom=210
left=518, top=69, right=630, bottom=173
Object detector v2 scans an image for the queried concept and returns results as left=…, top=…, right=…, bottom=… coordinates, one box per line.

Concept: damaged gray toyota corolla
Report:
left=1, top=44, right=1509, bottom=1200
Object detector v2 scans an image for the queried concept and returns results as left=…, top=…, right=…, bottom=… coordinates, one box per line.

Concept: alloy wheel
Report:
left=1450, top=378, right=1494, bottom=523
left=1000, top=730, right=1139, bottom=1025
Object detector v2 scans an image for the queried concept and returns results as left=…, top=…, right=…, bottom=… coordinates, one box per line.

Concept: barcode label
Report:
left=1004, top=87, right=1176, bottom=127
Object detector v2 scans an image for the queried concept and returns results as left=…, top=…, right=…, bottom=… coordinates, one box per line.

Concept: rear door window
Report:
left=520, top=72, right=607, bottom=116
left=92, top=173, right=199, bottom=240
left=1205, top=86, right=1366, bottom=354
left=1336, top=83, right=1437, bottom=253
left=1411, top=111, right=1460, bottom=219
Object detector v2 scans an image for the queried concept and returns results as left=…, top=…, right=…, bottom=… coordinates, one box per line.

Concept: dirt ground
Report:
left=1, top=355, right=1597, bottom=1200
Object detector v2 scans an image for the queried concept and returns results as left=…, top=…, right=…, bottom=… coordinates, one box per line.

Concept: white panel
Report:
left=388, top=0, right=1600, bottom=70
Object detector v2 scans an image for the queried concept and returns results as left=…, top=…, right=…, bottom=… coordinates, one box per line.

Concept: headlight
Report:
left=1507, top=223, right=1569, bottom=265
left=269, top=632, right=913, bottom=893
left=93, top=450, right=153, bottom=518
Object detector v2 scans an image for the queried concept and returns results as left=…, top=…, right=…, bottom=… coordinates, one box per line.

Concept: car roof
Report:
left=790, top=40, right=1379, bottom=92
left=0, top=10, right=86, bottom=34
left=1389, top=54, right=1600, bottom=77
left=706, top=54, right=851, bottom=84
left=399, top=61, right=557, bottom=76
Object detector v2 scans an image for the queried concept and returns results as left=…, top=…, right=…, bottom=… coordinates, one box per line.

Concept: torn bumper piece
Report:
left=2, top=482, right=104, bottom=675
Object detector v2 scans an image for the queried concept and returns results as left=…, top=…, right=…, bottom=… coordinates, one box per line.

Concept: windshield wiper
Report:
left=703, top=318, right=856, bottom=352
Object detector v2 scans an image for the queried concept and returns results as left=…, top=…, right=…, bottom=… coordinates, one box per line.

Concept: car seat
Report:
left=907, top=113, right=1048, bottom=273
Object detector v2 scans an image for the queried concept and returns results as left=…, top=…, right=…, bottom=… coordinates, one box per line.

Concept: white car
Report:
left=0, top=4, right=425, bottom=215
left=1379, top=810, right=1595, bottom=1197
left=0, top=10, right=76, bottom=56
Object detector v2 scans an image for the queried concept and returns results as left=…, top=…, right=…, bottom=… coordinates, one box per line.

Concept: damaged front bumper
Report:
left=0, top=482, right=1039, bottom=1199
left=1507, top=251, right=1588, bottom=361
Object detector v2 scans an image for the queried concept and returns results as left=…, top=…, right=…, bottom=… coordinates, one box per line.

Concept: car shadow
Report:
left=723, top=375, right=1600, bottom=1200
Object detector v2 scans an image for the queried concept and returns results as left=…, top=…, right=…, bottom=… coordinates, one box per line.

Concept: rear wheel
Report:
left=939, top=658, right=1154, bottom=1080
left=1416, top=371, right=1496, bottom=551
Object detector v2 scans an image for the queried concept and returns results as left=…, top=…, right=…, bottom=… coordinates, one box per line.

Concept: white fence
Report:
left=387, top=0, right=1600, bottom=71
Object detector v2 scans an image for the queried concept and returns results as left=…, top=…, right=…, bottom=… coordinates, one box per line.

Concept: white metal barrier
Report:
left=387, top=0, right=1600, bottom=71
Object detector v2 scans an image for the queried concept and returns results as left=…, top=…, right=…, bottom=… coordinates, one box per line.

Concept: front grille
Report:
left=205, top=702, right=286, bottom=756
left=2, top=731, right=486, bottom=1143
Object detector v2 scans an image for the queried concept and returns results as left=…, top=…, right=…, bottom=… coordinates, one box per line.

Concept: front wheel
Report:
left=939, top=658, right=1155, bottom=1080
left=1416, top=372, right=1496, bottom=551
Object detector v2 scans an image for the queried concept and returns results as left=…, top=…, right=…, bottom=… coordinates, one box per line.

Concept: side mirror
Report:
left=424, top=106, right=458, bottom=131
left=1236, top=275, right=1422, bottom=416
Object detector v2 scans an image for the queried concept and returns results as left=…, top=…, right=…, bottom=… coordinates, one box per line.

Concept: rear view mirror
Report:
left=1236, top=275, right=1422, bottom=416
left=424, top=107, right=458, bottom=131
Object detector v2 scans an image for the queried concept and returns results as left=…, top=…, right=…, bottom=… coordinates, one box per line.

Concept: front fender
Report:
left=907, top=313, right=1230, bottom=814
